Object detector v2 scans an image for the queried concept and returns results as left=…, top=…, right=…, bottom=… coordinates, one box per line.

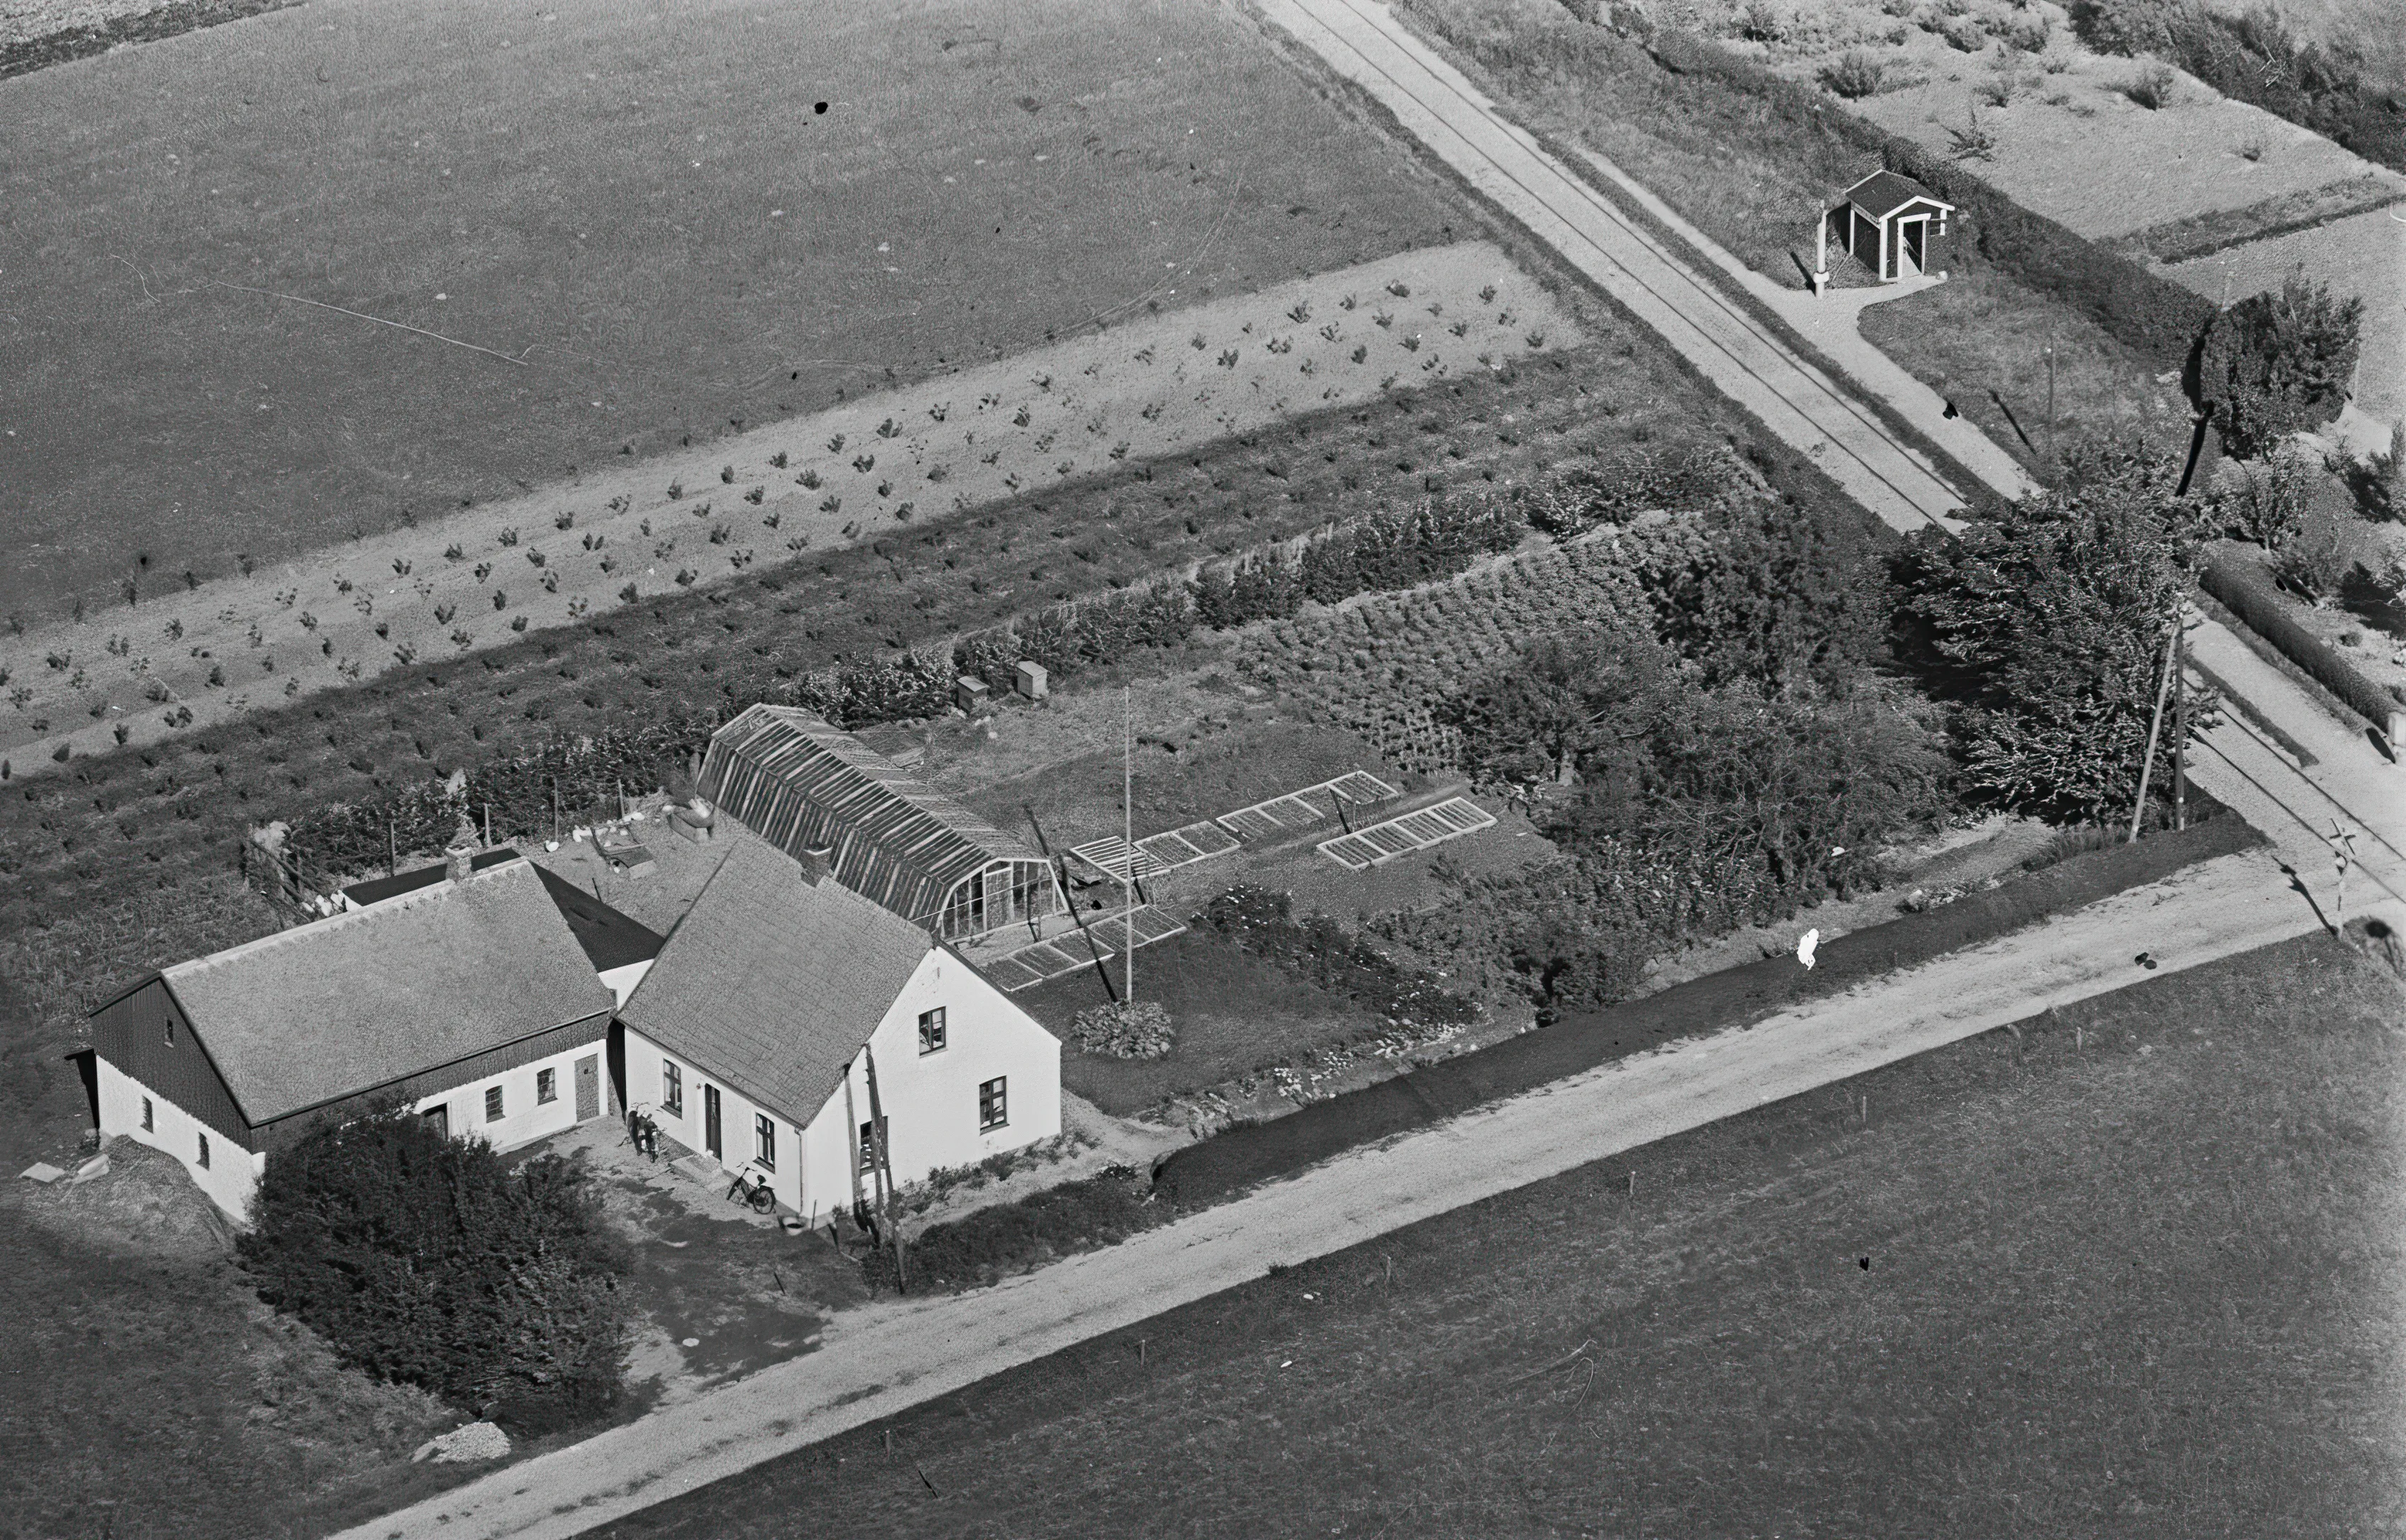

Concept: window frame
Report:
left=918, top=1006, right=947, bottom=1055
left=662, top=1059, right=684, bottom=1117
left=978, top=1076, right=1008, bottom=1131
left=754, top=1113, right=777, bottom=1171
left=196, top=1131, right=210, bottom=1169
left=484, top=1084, right=505, bottom=1124
left=141, top=1096, right=154, bottom=1132
left=163, top=1016, right=174, bottom=1047
left=857, top=1117, right=887, bottom=1174
left=536, top=1067, right=559, bottom=1105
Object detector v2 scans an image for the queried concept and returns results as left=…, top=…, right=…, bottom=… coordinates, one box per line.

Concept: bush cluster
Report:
left=1070, top=998, right=1177, bottom=1059
left=2195, top=274, right=2364, bottom=460
left=240, top=1106, right=632, bottom=1435
left=1199, top=885, right=1482, bottom=1029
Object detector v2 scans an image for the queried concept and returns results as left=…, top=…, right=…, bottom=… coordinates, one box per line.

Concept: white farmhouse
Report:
left=84, top=852, right=635, bottom=1222
left=616, top=836, right=1062, bottom=1225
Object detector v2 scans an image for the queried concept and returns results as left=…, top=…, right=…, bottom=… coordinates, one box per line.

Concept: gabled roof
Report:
left=343, top=849, right=665, bottom=974
left=700, top=704, right=1047, bottom=927
left=617, top=836, right=933, bottom=1125
left=1844, top=170, right=1954, bottom=220
left=163, top=858, right=616, bottom=1125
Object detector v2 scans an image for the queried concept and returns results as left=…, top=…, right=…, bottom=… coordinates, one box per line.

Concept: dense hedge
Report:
left=2200, top=550, right=2406, bottom=736
left=861, top=1165, right=1166, bottom=1293
left=240, top=1106, right=633, bottom=1435
left=1638, top=28, right=2220, bottom=370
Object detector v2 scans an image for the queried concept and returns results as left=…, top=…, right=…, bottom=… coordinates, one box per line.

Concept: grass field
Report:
left=0, top=0, right=1466, bottom=621
left=593, top=931, right=2406, bottom=1540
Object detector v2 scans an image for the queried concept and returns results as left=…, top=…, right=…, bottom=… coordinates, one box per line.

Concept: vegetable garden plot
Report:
left=984, top=906, right=1188, bottom=991
left=1214, top=771, right=1401, bottom=844
left=1318, top=796, right=1497, bottom=871
left=1068, top=820, right=1241, bottom=885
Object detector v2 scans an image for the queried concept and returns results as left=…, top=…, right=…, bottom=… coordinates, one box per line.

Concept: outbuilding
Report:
left=615, top=836, right=1062, bottom=1225
left=87, top=852, right=628, bottom=1220
left=1824, top=171, right=1955, bottom=284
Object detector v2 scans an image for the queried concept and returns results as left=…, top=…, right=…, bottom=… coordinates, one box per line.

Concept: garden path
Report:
left=326, top=844, right=2358, bottom=1540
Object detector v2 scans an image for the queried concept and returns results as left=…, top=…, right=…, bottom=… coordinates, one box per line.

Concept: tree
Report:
left=1442, top=630, right=1676, bottom=792
left=240, top=1105, right=632, bottom=1434
left=1649, top=496, right=1889, bottom=697
left=2198, top=273, right=2364, bottom=460
left=1894, top=441, right=2204, bottom=824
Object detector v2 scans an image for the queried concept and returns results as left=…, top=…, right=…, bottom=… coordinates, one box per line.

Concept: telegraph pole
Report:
left=1123, top=684, right=1135, bottom=1006
left=2129, top=600, right=2181, bottom=844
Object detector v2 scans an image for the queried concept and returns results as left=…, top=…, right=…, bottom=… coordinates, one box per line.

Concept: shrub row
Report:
left=1640, top=27, right=2221, bottom=370
left=860, top=1165, right=1166, bottom=1294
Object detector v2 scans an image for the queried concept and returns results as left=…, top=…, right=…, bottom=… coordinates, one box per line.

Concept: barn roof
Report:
left=1844, top=170, right=1953, bottom=220
left=617, top=836, right=933, bottom=1125
left=343, top=850, right=665, bottom=974
left=699, top=704, right=1046, bottom=927
left=163, top=858, right=615, bottom=1125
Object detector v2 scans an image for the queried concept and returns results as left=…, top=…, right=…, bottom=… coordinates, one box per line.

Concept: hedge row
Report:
left=2199, top=550, right=2406, bottom=740
left=276, top=485, right=1559, bottom=878
left=1155, top=806, right=2265, bottom=1206
left=1642, top=28, right=2221, bottom=370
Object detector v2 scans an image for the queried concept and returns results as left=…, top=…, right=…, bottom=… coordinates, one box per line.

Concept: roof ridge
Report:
left=164, top=856, right=540, bottom=979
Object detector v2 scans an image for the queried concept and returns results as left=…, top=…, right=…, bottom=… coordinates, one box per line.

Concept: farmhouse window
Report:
left=858, top=1118, right=888, bottom=1174
left=485, top=1084, right=505, bottom=1123
left=919, top=1007, right=947, bottom=1055
left=979, top=1077, right=1008, bottom=1131
left=662, top=1060, right=684, bottom=1116
left=537, top=1067, right=558, bottom=1104
left=196, top=1131, right=210, bottom=1169
left=141, top=1097, right=154, bottom=1132
left=755, top=1114, right=777, bottom=1171
left=163, top=1016, right=174, bottom=1047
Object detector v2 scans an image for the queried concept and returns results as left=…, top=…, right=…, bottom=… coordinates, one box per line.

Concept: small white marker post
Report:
left=1812, top=204, right=1830, bottom=296
left=2331, top=821, right=2358, bottom=928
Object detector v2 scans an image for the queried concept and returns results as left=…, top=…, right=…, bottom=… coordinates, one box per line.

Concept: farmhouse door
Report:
left=1901, top=218, right=1925, bottom=277
left=574, top=1055, right=601, bottom=1121
left=703, top=1084, right=722, bottom=1161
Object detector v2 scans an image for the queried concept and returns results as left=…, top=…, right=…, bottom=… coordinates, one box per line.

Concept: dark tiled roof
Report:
left=341, top=847, right=519, bottom=907
left=617, top=836, right=933, bottom=1125
left=699, top=704, right=1046, bottom=928
left=1844, top=170, right=1953, bottom=220
left=164, top=858, right=616, bottom=1124
left=531, top=863, right=667, bottom=973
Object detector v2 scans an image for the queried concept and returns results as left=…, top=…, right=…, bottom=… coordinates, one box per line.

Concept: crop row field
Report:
left=0, top=242, right=1572, bottom=771
left=0, top=0, right=1467, bottom=622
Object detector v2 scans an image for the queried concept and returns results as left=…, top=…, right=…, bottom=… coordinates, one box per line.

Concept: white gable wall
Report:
left=409, top=1040, right=611, bottom=1155
left=95, top=1056, right=264, bottom=1222
left=623, top=950, right=1061, bottom=1225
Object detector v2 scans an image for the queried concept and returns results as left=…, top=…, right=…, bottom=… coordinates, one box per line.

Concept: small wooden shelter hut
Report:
left=1825, top=171, right=1955, bottom=283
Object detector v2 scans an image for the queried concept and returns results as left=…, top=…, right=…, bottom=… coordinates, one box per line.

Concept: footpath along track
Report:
left=1261, top=0, right=1967, bottom=535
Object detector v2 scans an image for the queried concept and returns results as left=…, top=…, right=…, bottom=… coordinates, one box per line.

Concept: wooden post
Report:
left=1123, top=685, right=1135, bottom=1007
left=387, top=817, right=397, bottom=877
left=2172, top=617, right=2187, bottom=832
left=862, top=1048, right=907, bottom=1291
left=483, top=802, right=492, bottom=848
left=2128, top=603, right=2181, bottom=844
left=2046, top=328, right=2057, bottom=473
left=552, top=776, right=561, bottom=843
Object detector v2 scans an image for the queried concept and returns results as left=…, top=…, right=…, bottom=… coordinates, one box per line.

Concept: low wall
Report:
left=1154, top=809, right=2262, bottom=1205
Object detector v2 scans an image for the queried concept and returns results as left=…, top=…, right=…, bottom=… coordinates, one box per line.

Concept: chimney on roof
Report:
left=444, top=814, right=479, bottom=884
left=800, top=846, right=833, bottom=886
